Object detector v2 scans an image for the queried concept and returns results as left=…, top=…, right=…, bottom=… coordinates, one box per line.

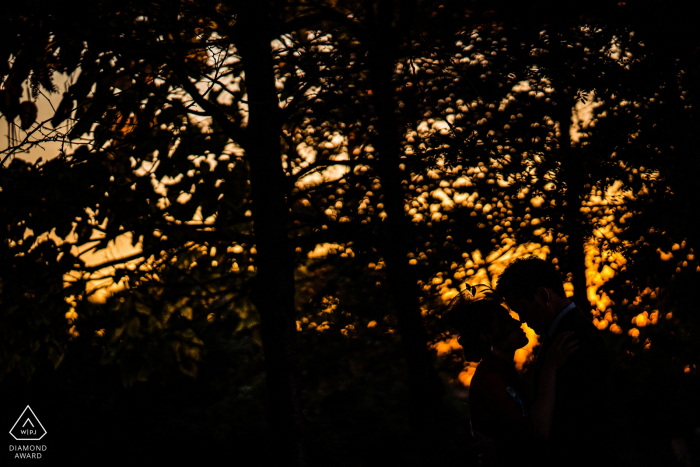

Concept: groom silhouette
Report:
left=497, top=256, right=611, bottom=466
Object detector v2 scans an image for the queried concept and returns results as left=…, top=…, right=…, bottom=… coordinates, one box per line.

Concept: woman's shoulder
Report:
left=470, top=356, right=515, bottom=392
left=469, top=355, right=532, bottom=441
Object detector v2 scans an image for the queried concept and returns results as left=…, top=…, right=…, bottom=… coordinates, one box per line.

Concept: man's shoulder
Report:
left=557, top=308, right=602, bottom=337
left=555, top=308, right=608, bottom=359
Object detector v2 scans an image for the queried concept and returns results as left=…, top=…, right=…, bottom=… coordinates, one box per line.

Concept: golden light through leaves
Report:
left=4, top=14, right=696, bottom=406
left=432, top=178, right=687, bottom=386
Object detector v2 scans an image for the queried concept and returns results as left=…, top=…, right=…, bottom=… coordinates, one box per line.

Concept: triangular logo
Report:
left=9, top=406, right=46, bottom=441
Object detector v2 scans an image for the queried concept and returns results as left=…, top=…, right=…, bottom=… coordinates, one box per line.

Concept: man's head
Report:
left=496, top=256, right=571, bottom=335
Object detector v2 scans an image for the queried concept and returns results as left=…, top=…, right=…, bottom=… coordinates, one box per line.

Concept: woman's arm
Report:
left=531, top=331, right=578, bottom=439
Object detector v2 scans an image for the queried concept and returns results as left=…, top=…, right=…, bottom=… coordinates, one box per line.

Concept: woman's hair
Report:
left=444, top=287, right=511, bottom=361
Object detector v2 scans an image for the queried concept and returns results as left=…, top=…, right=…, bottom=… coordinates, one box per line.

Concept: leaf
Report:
left=51, top=92, right=73, bottom=128
left=47, top=344, right=65, bottom=369
left=135, top=302, right=152, bottom=315
left=126, top=316, right=141, bottom=336
left=0, top=84, right=21, bottom=121
left=19, top=101, right=37, bottom=129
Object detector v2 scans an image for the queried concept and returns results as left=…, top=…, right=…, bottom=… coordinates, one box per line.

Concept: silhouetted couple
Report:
left=447, top=256, right=611, bottom=467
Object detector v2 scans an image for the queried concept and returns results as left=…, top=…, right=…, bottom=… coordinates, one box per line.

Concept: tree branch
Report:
left=167, top=37, right=248, bottom=149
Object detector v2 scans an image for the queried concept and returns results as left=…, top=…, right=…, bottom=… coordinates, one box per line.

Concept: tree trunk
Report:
left=237, top=6, right=305, bottom=466
left=369, top=1, right=445, bottom=462
left=554, top=94, right=591, bottom=315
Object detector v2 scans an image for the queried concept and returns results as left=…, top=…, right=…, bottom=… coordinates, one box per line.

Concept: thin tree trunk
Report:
left=369, top=1, right=445, bottom=462
left=566, top=202, right=590, bottom=314
left=237, top=6, right=305, bottom=466
left=554, top=94, right=591, bottom=315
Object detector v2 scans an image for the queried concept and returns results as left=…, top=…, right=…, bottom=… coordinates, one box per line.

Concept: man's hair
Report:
left=444, top=290, right=511, bottom=361
left=496, top=255, right=566, bottom=301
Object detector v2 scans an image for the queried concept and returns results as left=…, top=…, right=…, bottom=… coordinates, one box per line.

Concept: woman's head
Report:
left=445, top=291, right=528, bottom=361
